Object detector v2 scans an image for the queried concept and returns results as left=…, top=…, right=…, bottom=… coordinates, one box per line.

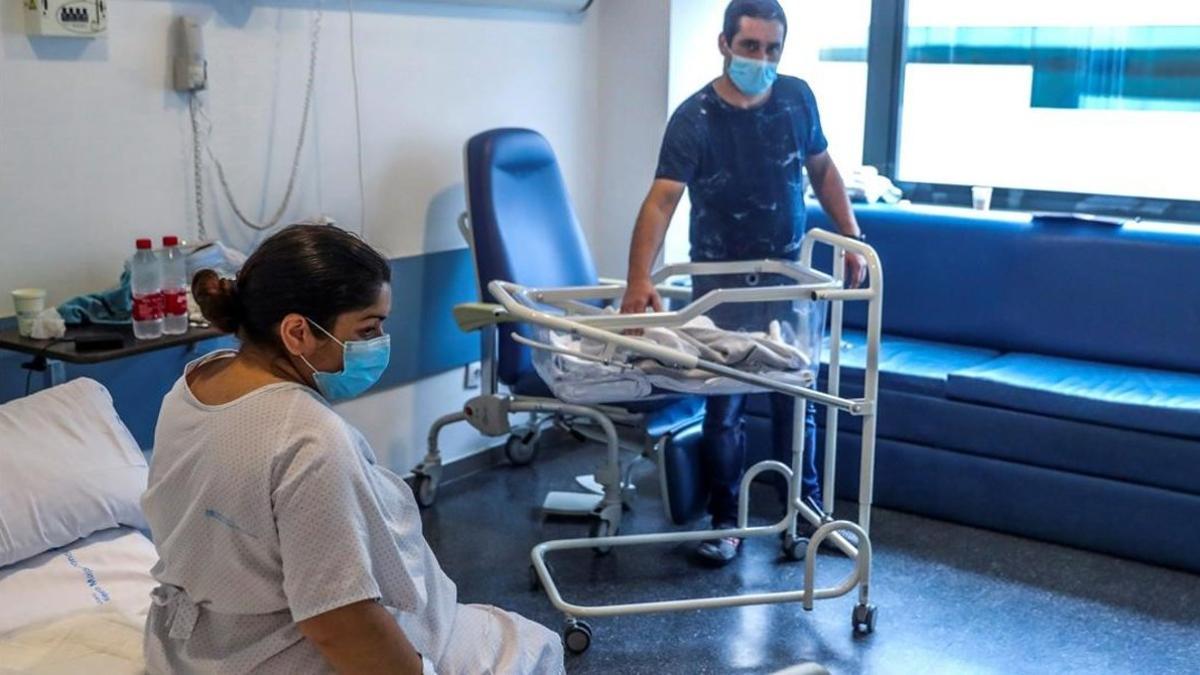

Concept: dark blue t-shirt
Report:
left=656, top=76, right=828, bottom=262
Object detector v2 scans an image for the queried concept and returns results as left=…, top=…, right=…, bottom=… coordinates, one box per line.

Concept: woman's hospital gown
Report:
left=141, top=351, right=564, bottom=674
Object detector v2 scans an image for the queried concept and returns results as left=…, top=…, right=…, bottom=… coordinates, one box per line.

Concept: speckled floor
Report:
left=420, top=441, right=1200, bottom=675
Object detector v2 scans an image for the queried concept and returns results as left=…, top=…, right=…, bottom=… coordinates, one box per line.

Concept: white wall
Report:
left=667, top=0, right=724, bottom=110
left=0, top=0, right=599, bottom=292
left=661, top=0, right=725, bottom=264
left=0, top=0, right=600, bottom=472
left=588, top=0, right=724, bottom=273
left=590, top=0, right=670, bottom=278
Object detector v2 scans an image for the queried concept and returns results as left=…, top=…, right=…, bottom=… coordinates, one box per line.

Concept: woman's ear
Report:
left=278, top=314, right=315, bottom=357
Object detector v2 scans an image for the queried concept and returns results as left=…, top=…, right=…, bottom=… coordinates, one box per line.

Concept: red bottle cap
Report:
left=136, top=239, right=153, bottom=250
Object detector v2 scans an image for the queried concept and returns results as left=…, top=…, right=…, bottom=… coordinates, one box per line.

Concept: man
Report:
left=621, top=0, right=867, bottom=565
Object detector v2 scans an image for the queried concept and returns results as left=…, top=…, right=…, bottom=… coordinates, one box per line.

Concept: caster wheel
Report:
left=589, top=519, right=617, bottom=556
left=505, top=426, right=541, bottom=466
left=414, top=474, right=437, bottom=509
left=852, top=603, right=878, bottom=635
left=563, top=619, right=592, bottom=654
left=782, top=533, right=809, bottom=561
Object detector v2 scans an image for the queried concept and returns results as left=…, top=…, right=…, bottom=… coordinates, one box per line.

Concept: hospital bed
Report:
left=415, top=129, right=884, bottom=653
left=0, top=529, right=157, bottom=674
left=0, top=378, right=158, bottom=674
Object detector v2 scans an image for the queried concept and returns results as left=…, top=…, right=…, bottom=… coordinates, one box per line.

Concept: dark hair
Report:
left=723, top=0, right=788, bottom=44
left=193, top=224, right=391, bottom=346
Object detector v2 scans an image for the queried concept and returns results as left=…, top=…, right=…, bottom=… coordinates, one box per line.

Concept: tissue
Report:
left=29, top=308, right=67, bottom=340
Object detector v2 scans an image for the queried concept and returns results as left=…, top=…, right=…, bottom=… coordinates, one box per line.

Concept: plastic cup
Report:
left=12, top=289, right=47, bottom=338
left=971, top=186, right=994, bottom=211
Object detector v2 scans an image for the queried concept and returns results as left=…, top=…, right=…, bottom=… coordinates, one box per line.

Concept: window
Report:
left=896, top=1, right=1200, bottom=211
left=664, top=0, right=872, bottom=262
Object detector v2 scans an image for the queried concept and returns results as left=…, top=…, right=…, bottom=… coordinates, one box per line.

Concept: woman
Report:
left=141, top=225, right=564, bottom=674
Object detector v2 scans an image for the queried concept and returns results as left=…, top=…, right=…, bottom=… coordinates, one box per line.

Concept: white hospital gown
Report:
left=141, top=351, right=564, bottom=674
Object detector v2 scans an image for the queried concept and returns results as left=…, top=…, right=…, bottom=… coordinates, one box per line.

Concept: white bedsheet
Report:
left=0, top=609, right=144, bottom=675
left=0, top=527, right=157, bottom=639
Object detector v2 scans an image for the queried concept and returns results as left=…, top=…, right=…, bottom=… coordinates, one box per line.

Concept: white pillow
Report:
left=0, top=378, right=149, bottom=567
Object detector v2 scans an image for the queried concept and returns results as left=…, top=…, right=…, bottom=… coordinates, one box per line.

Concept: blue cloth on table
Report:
left=57, top=268, right=132, bottom=326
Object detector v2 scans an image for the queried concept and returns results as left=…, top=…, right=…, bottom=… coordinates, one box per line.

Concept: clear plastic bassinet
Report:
left=507, top=261, right=836, bottom=405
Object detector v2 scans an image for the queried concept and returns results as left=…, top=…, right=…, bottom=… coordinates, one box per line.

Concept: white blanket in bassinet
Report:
left=540, top=316, right=816, bottom=403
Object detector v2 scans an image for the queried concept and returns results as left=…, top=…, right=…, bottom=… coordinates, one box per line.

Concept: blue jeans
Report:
left=702, top=394, right=820, bottom=528
left=690, top=271, right=821, bottom=527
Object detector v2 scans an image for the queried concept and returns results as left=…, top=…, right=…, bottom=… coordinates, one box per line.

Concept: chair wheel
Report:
left=414, top=474, right=437, bottom=508
left=589, top=518, right=617, bottom=556
left=782, top=533, right=808, bottom=562
left=505, top=426, right=540, bottom=466
left=852, top=603, right=878, bottom=635
left=563, top=619, right=592, bottom=654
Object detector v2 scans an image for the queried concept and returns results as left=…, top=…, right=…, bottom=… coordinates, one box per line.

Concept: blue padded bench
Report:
left=742, top=203, right=1200, bottom=573
left=947, top=354, right=1200, bottom=440
left=827, top=329, right=1000, bottom=398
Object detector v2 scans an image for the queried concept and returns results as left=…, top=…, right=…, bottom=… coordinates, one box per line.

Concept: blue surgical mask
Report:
left=300, top=319, right=391, bottom=401
left=728, top=54, right=778, bottom=97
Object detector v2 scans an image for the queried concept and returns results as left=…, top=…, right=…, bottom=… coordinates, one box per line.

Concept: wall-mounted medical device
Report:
left=173, top=17, right=207, bottom=92
left=25, top=0, right=107, bottom=38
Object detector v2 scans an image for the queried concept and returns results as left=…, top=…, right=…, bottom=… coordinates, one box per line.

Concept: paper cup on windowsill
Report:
left=971, top=186, right=994, bottom=211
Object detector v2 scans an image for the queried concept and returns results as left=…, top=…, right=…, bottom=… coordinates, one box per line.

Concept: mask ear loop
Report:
left=298, top=353, right=321, bottom=378
left=305, top=317, right=347, bottom=348
left=299, top=317, right=346, bottom=377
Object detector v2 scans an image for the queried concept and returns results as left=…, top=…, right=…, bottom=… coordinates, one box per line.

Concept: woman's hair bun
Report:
left=192, top=269, right=243, bottom=334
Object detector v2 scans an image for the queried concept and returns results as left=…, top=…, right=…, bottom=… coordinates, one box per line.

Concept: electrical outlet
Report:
left=463, top=362, right=482, bottom=389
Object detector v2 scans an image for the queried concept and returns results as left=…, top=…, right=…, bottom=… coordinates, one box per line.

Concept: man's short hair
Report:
left=723, top=0, right=788, bottom=44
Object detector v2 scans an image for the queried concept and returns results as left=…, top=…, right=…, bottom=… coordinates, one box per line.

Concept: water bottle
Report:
left=131, top=238, right=164, bottom=340
left=161, top=235, right=189, bottom=335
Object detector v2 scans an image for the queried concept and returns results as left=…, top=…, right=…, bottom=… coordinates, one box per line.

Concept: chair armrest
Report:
left=452, top=303, right=514, bottom=332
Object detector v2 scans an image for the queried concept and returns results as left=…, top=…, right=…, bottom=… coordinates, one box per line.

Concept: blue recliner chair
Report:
left=413, top=128, right=710, bottom=535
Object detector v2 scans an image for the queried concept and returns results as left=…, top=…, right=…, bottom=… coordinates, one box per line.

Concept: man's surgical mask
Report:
left=728, top=54, right=779, bottom=98
left=300, top=319, right=391, bottom=401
